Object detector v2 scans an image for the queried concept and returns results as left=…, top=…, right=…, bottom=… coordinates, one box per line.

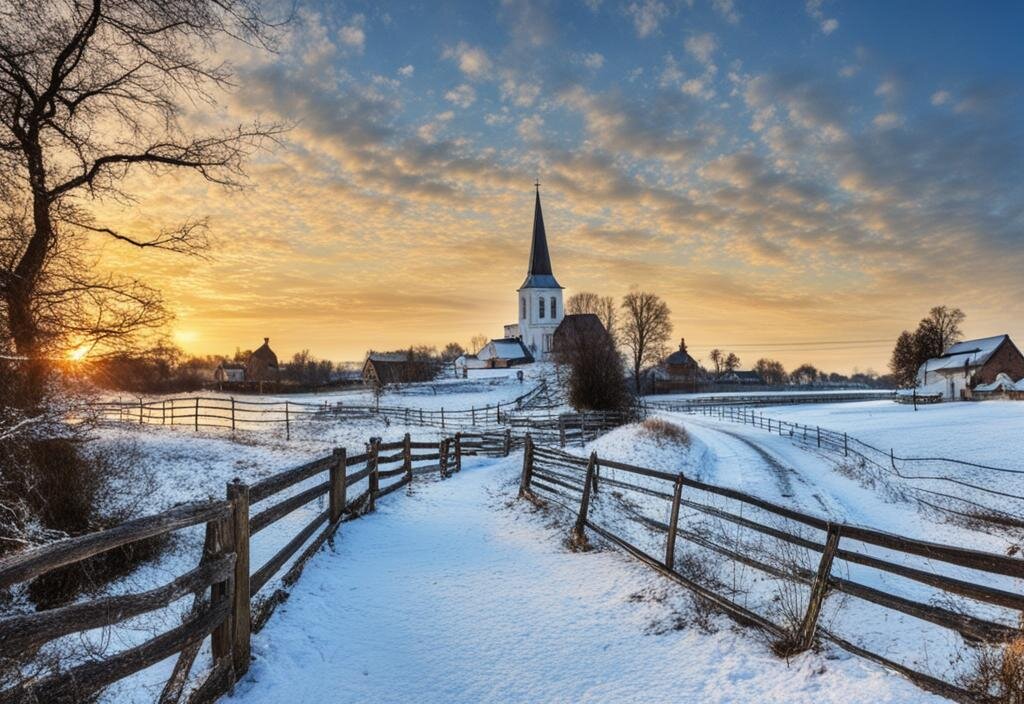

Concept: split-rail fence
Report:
left=519, top=436, right=1024, bottom=704
left=0, top=429, right=512, bottom=704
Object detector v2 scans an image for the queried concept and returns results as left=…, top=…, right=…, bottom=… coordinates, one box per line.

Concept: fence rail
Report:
left=0, top=427, right=518, bottom=704
left=646, top=402, right=1024, bottom=533
left=519, top=437, right=1023, bottom=703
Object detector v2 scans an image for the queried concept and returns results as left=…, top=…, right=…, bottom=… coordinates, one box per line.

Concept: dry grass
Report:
left=958, top=636, right=1024, bottom=702
left=637, top=418, right=691, bottom=447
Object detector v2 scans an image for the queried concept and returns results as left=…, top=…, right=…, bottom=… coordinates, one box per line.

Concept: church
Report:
left=503, top=185, right=564, bottom=362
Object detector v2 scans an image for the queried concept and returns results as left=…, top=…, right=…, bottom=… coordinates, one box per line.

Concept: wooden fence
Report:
left=518, top=437, right=1024, bottom=703
left=647, top=403, right=1024, bottom=532
left=644, top=390, right=896, bottom=408
left=0, top=430, right=514, bottom=704
left=88, top=384, right=628, bottom=447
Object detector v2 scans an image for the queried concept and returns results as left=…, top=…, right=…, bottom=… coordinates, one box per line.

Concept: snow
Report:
left=225, top=458, right=945, bottom=704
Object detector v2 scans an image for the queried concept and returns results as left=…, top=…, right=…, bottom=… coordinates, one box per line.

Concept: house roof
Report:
left=520, top=187, right=562, bottom=290
left=666, top=349, right=698, bottom=366
left=555, top=313, right=606, bottom=338
left=250, top=337, right=279, bottom=366
left=920, top=334, right=1009, bottom=373
left=218, top=362, right=246, bottom=370
left=479, top=338, right=533, bottom=362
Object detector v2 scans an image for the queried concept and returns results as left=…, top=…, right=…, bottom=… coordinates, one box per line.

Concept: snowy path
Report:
left=225, top=456, right=946, bottom=704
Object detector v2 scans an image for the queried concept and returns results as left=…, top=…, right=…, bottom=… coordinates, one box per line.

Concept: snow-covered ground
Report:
left=225, top=457, right=946, bottom=704
left=744, top=399, right=1024, bottom=471
left=545, top=416, right=1023, bottom=696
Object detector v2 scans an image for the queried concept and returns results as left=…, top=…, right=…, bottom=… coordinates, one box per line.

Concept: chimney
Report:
left=264, top=337, right=270, bottom=345
left=679, top=338, right=687, bottom=354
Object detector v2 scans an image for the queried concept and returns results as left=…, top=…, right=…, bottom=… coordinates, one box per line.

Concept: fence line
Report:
left=0, top=428, right=518, bottom=704
left=644, top=402, right=1024, bottom=532
left=519, top=439, right=1022, bottom=703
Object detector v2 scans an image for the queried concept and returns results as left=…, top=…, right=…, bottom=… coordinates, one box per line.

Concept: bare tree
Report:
left=620, top=290, right=672, bottom=389
left=469, top=333, right=489, bottom=355
left=723, top=352, right=740, bottom=372
left=567, top=291, right=617, bottom=341
left=0, top=0, right=287, bottom=405
left=709, top=348, right=723, bottom=375
left=754, top=358, right=787, bottom=385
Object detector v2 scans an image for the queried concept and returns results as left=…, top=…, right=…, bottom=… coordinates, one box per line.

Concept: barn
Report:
left=917, top=334, right=1024, bottom=400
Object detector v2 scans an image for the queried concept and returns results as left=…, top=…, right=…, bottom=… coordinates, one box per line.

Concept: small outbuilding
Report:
left=917, top=334, right=1024, bottom=400
left=476, top=338, right=534, bottom=368
left=213, top=362, right=246, bottom=383
left=247, top=337, right=280, bottom=384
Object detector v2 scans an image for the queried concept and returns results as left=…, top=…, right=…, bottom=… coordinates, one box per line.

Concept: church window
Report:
left=543, top=334, right=553, bottom=352
left=538, top=297, right=545, bottom=319
left=521, top=297, right=526, bottom=319
left=550, top=297, right=556, bottom=318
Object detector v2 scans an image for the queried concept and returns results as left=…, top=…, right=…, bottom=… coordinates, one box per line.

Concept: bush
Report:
left=1, top=432, right=164, bottom=607
left=958, top=636, right=1024, bottom=702
left=553, top=315, right=632, bottom=412
left=637, top=418, right=690, bottom=447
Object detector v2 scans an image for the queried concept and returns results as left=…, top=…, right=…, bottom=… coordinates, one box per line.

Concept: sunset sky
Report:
left=98, top=0, right=1024, bottom=373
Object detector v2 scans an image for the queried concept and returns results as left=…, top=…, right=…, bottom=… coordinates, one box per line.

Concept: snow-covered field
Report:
left=746, top=399, right=1024, bottom=471
left=225, top=457, right=945, bottom=704
left=20, top=386, right=1024, bottom=703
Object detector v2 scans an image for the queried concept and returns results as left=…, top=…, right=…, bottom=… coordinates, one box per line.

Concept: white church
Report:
left=470, top=185, right=565, bottom=369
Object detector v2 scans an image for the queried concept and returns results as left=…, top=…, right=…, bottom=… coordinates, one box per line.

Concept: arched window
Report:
left=550, top=296, right=556, bottom=319
left=538, top=296, right=545, bottom=319
left=521, top=297, right=526, bottom=319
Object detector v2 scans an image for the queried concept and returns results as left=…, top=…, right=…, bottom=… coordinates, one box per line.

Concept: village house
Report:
left=552, top=313, right=609, bottom=355
left=917, top=334, right=1024, bottom=400
left=213, top=361, right=246, bottom=383
left=247, top=337, right=280, bottom=384
left=362, top=351, right=440, bottom=387
left=717, top=370, right=765, bottom=385
left=476, top=338, right=533, bottom=368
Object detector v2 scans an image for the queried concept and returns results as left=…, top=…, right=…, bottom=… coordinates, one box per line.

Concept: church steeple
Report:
left=521, top=184, right=562, bottom=289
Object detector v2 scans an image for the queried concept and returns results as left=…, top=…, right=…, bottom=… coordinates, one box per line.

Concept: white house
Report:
left=915, top=334, right=1024, bottom=400
left=505, top=186, right=564, bottom=361
left=476, top=338, right=533, bottom=367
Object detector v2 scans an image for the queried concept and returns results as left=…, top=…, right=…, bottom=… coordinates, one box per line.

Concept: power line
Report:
left=685, top=338, right=893, bottom=349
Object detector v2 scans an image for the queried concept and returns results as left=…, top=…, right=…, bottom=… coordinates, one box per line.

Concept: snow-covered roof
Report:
left=478, top=338, right=532, bottom=362
left=974, top=372, right=1024, bottom=393
left=920, top=334, right=1008, bottom=373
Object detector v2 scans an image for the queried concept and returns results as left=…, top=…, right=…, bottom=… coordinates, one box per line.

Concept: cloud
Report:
left=626, top=0, right=669, bottom=38
left=442, top=42, right=492, bottom=79
left=398, top=65, right=414, bottom=78
left=339, top=14, right=366, bottom=53
left=930, top=90, right=951, bottom=106
left=517, top=115, right=545, bottom=143
left=871, top=112, right=902, bottom=129
left=444, top=84, right=477, bottom=108
left=805, top=0, right=839, bottom=35
left=712, top=0, right=741, bottom=24
left=684, top=33, right=718, bottom=68
left=574, top=52, right=606, bottom=70
left=500, top=76, right=542, bottom=107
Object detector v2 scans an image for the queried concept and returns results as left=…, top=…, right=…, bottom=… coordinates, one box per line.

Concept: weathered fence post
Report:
left=284, top=401, right=290, bottom=441
left=503, top=428, right=512, bottom=457
left=664, top=474, right=684, bottom=571
left=816, top=426, right=821, bottom=448
left=843, top=433, right=848, bottom=457
left=796, top=523, right=841, bottom=651
left=569, top=452, right=598, bottom=550
left=368, top=438, right=380, bottom=512
left=471, top=406, right=476, bottom=426
left=518, top=433, right=535, bottom=497
left=139, top=399, right=144, bottom=425
left=440, top=407, right=445, bottom=430
left=231, top=397, right=236, bottom=432
left=206, top=502, right=233, bottom=663
left=226, top=480, right=251, bottom=677
left=402, top=433, right=413, bottom=481
left=454, top=433, right=463, bottom=473
left=330, top=448, right=347, bottom=524
left=439, top=438, right=452, bottom=478
left=162, top=399, right=167, bottom=425
left=194, top=397, right=199, bottom=432
left=559, top=417, right=566, bottom=448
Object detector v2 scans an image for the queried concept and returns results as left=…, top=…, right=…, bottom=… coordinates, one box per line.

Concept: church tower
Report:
left=516, top=184, right=564, bottom=360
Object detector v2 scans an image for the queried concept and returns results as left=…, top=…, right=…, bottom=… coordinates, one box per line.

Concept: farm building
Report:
left=477, top=338, right=534, bottom=368
left=213, top=362, right=246, bottom=383
left=917, top=334, right=1024, bottom=400
left=552, top=313, right=609, bottom=355
left=717, top=370, right=764, bottom=385
left=246, top=337, right=280, bottom=383
left=362, top=352, right=441, bottom=387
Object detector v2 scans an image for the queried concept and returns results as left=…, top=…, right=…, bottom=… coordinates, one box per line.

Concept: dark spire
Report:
left=521, top=184, right=562, bottom=289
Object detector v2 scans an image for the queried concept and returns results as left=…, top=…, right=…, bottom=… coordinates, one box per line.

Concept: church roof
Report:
left=520, top=187, right=562, bottom=289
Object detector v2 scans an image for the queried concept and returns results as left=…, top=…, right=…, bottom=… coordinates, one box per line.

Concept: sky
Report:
left=97, top=0, right=1024, bottom=373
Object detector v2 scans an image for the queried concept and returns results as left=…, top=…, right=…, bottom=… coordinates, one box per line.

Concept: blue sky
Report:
left=110, top=0, right=1024, bottom=372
